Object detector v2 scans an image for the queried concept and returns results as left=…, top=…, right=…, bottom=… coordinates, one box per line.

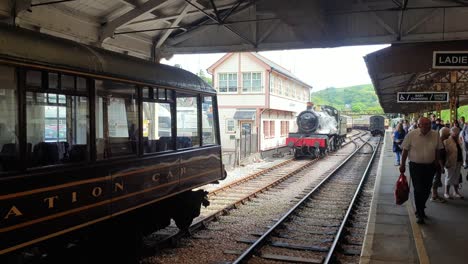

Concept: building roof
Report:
left=249, top=53, right=312, bottom=89
left=208, top=52, right=313, bottom=90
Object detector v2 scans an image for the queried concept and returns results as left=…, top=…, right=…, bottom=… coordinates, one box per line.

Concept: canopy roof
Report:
left=365, top=41, right=468, bottom=114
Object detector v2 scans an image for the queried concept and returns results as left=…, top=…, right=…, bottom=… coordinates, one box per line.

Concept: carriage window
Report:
left=26, top=70, right=42, bottom=88
left=0, top=65, right=19, bottom=173
left=143, top=102, right=173, bottom=153
left=202, top=96, right=216, bottom=145
left=95, top=80, right=138, bottom=160
left=26, top=92, right=89, bottom=167
left=48, top=73, right=59, bottom=89
left=62, top=74, right=75, bottom=91
left=77, top=77, right=87, bottom=92
left=177, top=93, right=199, bottom=148
left=142, top=87, right=174, bottom=153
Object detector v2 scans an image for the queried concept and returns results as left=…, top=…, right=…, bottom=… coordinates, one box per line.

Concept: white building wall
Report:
left=219, top=108, right=238, bottom=151
left=218, top=94, right=265, bottom=107
left=260, top=110, right=296, bottom=151
left=215, top=53, right=239, bottom=73
left=270, top=95, right=307, bottom=114
left=240, top=53, right=264, bottom=72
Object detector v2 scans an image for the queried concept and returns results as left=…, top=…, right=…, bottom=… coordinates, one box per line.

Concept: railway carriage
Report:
left=0, top=25, right=225, bottom=258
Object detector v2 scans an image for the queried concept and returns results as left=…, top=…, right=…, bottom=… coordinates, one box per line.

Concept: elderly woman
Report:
left=431, top=127, right=450, bottom=202
left=444, top=126, right=464, bottom=199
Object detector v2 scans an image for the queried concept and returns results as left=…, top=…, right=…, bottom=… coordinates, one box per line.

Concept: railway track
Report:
left=231, top=136, right=381, bottom=264
left=142, top=132, right=375, bottom=263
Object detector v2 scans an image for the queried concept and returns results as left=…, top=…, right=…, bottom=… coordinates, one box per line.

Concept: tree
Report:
left=197, top=69, right=213, bottom=86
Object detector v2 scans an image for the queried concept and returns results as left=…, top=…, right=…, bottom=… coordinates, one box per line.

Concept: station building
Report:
left=207, top=52, right=312, bottom=161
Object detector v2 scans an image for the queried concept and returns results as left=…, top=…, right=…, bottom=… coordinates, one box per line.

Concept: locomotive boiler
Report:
left=286, top=103, right=347, bottom=158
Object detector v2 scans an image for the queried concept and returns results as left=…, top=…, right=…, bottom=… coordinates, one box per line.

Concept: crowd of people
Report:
left=392, top=114, right=467, bottom=224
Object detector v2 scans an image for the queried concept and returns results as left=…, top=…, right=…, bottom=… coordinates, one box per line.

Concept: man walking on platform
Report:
left=399, top=117, right=443, bottom=224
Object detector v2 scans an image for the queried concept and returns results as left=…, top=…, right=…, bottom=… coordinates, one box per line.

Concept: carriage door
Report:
left=240, top=122, right=253, bottom=159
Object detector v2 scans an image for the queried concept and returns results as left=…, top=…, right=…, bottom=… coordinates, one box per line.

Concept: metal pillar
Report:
left=435, top=103, right=442, bottom=118
left=449, top=71, right=458, bottom=123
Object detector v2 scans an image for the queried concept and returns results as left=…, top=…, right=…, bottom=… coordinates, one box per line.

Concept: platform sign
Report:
left=433, top=51, right=468, bottom=69
left=397, top=92, right=449, bottom=103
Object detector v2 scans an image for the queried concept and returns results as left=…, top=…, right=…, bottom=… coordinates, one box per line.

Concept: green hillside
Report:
left=310, top=84, right=383, bottom=113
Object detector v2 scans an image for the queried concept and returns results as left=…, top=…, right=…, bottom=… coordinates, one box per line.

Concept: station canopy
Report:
left=2, top=1, right=468, bottom=60
left=365, top=41, right=468, bottom=114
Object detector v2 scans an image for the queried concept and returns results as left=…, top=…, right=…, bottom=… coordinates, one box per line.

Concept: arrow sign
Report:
left=397, top=92, right=449, bottom=103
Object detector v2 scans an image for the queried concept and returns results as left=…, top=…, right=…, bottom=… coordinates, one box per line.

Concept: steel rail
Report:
left=323, top=136, right=381, bottom=263
left=232, top=135, right=373, bottom=264
left=144, top=131, right=367, bottom=255
left=208, top=130, right=364, bottom=197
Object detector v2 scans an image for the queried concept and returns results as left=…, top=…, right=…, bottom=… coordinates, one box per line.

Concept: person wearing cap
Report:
left=400, top=117, right=443, bottom=224
left=443, top=126, right=464, bottom=199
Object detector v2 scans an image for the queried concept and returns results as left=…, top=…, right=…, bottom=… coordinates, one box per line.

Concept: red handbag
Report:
left=395, top=173, right=410, bottom=205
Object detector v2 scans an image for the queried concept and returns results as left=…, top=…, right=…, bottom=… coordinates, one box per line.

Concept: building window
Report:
left=281, top=121, right=290, bottom=136
left=263, top=120, right=270, bottom=138
left=285, top=81, right=290, bottom=97
left=242, top=72, right=262, bottom=93
left=263, top=120, right=275, bottom=138
left=278, top=79, right=282, bottom=95
left=219, top=73, right=237, bottom=93
left=291, top=84, right=296, bottom=99
left=270, top=120, right=275, bottom=137
left=270, top=75, right=275, bottom=94
left=226, top=119, right=235, bottom=133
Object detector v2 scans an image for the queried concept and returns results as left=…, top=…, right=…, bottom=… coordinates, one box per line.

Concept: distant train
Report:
left=341, top=114, right=353, bottom=132
left=369, top=116, right=385, bottom=136
left=286, top=104, right=347, bottom=158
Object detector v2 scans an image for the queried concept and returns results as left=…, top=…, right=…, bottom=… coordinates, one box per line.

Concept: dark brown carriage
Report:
left=0, top=25, right=224, bottom=257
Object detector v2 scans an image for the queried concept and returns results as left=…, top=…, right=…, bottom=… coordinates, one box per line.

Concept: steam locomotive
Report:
left=286, top=104, right=348, bottom=158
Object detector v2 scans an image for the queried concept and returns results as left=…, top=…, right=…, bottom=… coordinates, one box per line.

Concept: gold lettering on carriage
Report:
left=44, top=196, right=59, bottom=209
left=1, top=170, right=178, bottom=221
left=4, top=206, right=23, bottom=219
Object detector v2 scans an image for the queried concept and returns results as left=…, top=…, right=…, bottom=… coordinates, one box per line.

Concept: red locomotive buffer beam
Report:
left=286, top=137, right=327, bottom=148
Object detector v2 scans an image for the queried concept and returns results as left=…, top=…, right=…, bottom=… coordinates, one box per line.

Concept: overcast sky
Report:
left=161, top=44, right=389, bottom=92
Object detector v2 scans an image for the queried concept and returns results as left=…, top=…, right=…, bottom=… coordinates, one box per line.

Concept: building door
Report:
left=240, top=122, right=253, bottom=159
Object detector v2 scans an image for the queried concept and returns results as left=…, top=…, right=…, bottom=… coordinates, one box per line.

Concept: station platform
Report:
left=361, top=131, right=468, bottom=264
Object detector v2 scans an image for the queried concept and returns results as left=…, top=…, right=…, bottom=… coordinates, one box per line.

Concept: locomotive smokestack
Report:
left=306, top=102, right=314, bottom=111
